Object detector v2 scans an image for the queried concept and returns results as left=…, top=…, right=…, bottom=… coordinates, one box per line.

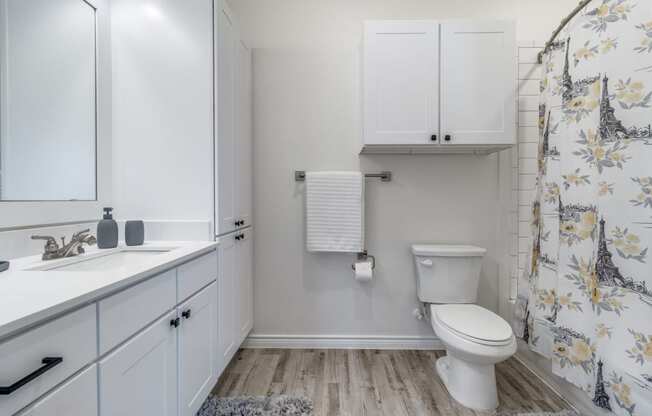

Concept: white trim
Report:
left=243, top=334, right=444, bottom=350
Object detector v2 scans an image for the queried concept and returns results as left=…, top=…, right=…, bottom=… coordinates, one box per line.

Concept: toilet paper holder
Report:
left=352, top=251, right=375, bottom=270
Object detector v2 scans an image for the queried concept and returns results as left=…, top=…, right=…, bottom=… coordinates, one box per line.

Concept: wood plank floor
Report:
left=212, top=349, right=572, bottom=416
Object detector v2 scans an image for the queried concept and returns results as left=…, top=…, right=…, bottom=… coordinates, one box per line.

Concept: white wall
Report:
left=230, top=0, right=575, bottom=343
left=110, top=0, right=214, bottom=238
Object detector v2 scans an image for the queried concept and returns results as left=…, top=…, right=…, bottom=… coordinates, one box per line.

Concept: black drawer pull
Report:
left=170, top=317, right=181, bottom=328
left=182, top=309, right=192, bottom=319
left=0, top=357, right=63, bottom=395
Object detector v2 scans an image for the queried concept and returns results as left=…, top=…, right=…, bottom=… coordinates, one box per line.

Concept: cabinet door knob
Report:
left=170, top=317, right=180, bottom=328
left=182, top=309, right=192, bottom=319
left=444, top=135, right=452, bottom=142
left=430, top=134, right=437, bottom=142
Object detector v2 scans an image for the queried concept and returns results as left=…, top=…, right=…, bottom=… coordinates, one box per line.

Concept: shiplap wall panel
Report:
left=513, top=43, right=542, bottom=295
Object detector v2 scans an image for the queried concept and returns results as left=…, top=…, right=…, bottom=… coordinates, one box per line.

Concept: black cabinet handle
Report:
left=235, top=233, right=245, bottom=241
left=444, top=135, right=452, bottom=142
left=170, top=317, right=180, bottom=328
left=235, top=220, right=245, bottom=227
left=0, top=357, right=63, bottom=395
left=182, top=309, right=192, bottom=319
left=430, top=134, right=437, bottom=141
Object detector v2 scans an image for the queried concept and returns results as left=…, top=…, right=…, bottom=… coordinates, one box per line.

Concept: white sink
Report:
left=30, top=249, right=172, bottom=272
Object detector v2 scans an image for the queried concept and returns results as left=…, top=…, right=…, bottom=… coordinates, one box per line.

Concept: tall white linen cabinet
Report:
left=214, top=0, right=255, bottom=374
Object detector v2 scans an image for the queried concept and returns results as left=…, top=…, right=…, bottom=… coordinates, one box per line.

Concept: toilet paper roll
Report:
left=354, top=260, right=373, bottom=282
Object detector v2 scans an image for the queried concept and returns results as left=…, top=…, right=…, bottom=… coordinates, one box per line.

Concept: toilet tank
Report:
left=412, top=244, right=486, bottom=304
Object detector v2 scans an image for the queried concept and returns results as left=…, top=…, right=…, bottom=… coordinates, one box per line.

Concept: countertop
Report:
left=0, top=241, right=218, bottom=341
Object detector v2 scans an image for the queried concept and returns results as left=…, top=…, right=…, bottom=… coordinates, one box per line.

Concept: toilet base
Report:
left=436, top=354, right=498, bottom=411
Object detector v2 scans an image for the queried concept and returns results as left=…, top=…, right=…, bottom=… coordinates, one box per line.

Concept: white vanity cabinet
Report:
left=215, top=0, right=253, bottom=236
left=99, top=311, right=179, bottom=416
left=362, top=20, right=516, bottom=154
left=178, top=282, right=218, bottom=416
left=0, top=247, right=219, bottom=416
left=16, top=366, right=98, bottom=416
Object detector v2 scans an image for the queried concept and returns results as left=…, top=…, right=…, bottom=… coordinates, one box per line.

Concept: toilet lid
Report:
left=431, top=304, right=513, bottom=343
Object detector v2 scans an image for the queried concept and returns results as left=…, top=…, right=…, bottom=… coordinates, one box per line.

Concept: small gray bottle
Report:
left=97, top=207, right=118, bottom=249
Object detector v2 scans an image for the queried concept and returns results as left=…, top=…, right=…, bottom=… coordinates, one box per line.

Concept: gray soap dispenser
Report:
left=97, top=207, right=118, bottom=249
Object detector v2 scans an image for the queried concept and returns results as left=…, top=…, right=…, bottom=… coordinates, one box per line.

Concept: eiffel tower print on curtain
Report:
left=595, top=218, right=651, bottom=299
left=599, top=76, right=652, bottom=143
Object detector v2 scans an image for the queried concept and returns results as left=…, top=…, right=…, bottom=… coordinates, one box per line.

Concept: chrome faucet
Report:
left=31, top=229, right=97, bottom=261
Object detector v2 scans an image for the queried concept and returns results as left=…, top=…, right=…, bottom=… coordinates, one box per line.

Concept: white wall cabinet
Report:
left=363, top=21, right=439, bottom=146
left=362, top=20, right=516, bottom=154
left=216, top=0, right=253, bottom=236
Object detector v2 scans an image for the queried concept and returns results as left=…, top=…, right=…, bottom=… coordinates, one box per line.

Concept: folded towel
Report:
left=305, top=171, right=364, bottom=253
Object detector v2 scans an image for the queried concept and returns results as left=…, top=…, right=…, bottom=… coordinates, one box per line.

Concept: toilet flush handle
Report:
left=419, top=259, right=433, bottom=267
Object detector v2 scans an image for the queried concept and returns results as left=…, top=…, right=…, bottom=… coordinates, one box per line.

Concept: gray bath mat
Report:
left=197, top=395, right=314, bottom=416
left=498, top=411, right=578, bottom=416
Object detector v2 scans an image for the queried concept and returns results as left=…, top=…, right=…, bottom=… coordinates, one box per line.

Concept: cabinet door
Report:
left=216, top=0, right=238, bottom=235
left=236, top=39, right=253, bottom=229
left=178, top=282, right=217, bottom=416
left=99, top=312, right=178, bottom=416
left=440, top=20, right=516, bottom=145
left=218, top=232, right=238, bottom=372
left=238, top=229, right=253, bottom=342
left=17, top=365, right=97, bottom=416
left=363, top=21, right=439, bottom=145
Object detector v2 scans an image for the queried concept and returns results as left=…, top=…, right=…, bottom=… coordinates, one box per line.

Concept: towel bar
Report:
left=294, top=170, right=391, bottom=182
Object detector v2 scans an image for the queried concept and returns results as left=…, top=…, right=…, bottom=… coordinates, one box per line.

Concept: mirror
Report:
left=0, top=0, right=97, bottom=201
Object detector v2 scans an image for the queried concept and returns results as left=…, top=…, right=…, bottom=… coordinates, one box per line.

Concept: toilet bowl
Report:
left=412, top=244, right=516, bottom=411
left=431, top=304, right=516, bottom=411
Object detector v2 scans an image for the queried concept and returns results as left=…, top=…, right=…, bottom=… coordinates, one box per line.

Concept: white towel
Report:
left=305, top=171, right=364, bottom=253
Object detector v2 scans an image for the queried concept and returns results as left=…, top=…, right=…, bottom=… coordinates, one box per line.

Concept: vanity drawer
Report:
left=0, top=305, right=97, bottom=416
left=16, top=365, right=98, bottom=416
left=177, top=250, right=218, bottom=302
left=99, top=269, right=176, bottom=355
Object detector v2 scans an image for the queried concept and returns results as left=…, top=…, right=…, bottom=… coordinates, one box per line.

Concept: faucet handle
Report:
left=31, top=235, right=60, bottom=253
left=72, top=229, right=91, bottom=238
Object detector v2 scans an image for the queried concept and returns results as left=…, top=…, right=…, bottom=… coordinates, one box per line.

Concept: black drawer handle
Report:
left=170, top=317, right=181, bottom=328
left=0, top=357, right=63, bottom=395
left=430, top=134, right=437, bottom=141
left=182, top=309, right=192, bottom=319
left=444, top=134, right=452, bottom=142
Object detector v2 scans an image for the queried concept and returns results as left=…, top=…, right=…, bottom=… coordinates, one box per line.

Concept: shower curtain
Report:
left=515, top=1, right=652, bottom=414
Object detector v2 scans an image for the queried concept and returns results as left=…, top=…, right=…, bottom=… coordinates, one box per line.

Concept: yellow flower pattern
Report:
left=520, top=2, right=652, bottom=415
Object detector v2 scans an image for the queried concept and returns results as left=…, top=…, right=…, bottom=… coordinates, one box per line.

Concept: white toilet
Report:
left=412, top=244, right=517, bottom=411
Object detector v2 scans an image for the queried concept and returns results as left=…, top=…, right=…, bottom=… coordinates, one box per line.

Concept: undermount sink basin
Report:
left=30, top=249, right=172, bottom=272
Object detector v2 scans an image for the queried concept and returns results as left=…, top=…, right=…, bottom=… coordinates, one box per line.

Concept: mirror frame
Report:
left=0, top=0, right=110, bottom=229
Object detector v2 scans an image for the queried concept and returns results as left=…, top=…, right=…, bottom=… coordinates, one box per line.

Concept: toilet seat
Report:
left=431, top=304, right=513, bottom=346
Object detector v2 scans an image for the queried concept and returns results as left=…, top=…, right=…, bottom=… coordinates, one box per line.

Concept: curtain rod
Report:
left=537, top=0, right=593, bottom=64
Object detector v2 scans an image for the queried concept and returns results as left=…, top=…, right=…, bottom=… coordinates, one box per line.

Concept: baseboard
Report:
left=243, top=334, right=444, bottom=350
left=515, top=346, right=608, bottom=416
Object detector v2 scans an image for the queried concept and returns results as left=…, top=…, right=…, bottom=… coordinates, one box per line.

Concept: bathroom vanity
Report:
left=0, top=242, right=219, bottom=416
